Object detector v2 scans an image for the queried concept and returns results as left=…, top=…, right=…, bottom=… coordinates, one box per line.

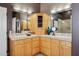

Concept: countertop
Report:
left=9, top=33, right=72, bottom=42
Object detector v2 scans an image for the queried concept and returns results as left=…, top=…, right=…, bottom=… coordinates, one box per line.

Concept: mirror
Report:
left=52, top=10, right=71, bottom=33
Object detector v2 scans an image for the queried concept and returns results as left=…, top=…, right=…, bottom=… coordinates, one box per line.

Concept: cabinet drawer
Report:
left=32, top=37, right=39, bottom=41
left=35, top=30, right=45, bottom=34
left=41, top=47, right=50, bottom=55
left=40, top=46, right=50, bottom=50
left=32, top=41, right=39, bottom=47
left=13, top=40, right=25, bottom=45
left=32, top=40, right=39, bottom=44
left=41, top=41, right=50, bottom=44
left=32, top=48, right=39, bottom=55
left=41, top=38, right=50, bottom=42
left=32, top=45, right=39, bottom=48
left=41, top=40, right=50, bottom=44
left=60, top=40, right=71, bottom=47
left=40, top=42, right=50, bottom=47
left=25, top=39, right=32, bottom=43
left=32, top=45, right=39, bottom=49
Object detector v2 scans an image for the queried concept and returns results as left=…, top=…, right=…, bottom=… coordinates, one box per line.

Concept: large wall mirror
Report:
left=53, top=10, right=71, bottom=33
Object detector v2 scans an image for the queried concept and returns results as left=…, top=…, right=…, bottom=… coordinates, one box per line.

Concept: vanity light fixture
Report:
left=64, top=5, right=71, bottom=9
left=51, top=9, right=57, bottom=14
left=51, top=8, right=62, bottom=14
left=21, top=9, right=27, bottom=12
left=14, top=6, right=32, bottom=13
left=28, top=10, right=32, bottom=14
left=14, top=6, right=21, bottom=12
left=57, top=8, right=62, bottom=12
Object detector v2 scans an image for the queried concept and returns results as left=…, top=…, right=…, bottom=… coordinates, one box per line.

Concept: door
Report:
left=25, top=39, right=32, bottom=56
left=0, top=6, right=7, bottom=56
left=64, top=46, right=71, bottom=56
left=14, top=45, right=25, bottom=56
left=51, top=46, right=59, bottom=56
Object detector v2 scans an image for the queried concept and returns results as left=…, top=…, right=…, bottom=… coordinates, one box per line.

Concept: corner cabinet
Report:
left=29, top=13, right=50, bottom=35
left=25, top=38, right=32, bottom=56
left=40, top=37, right=51, bottom=56
left=32, top=37, right=40, bottom=55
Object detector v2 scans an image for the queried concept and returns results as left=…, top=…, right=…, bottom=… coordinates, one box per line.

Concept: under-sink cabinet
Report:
left=60, top=40, right=71, bottom=56
left=10, top=39, right=25, bottom=56
left=10, top=38, right=32, bottom=56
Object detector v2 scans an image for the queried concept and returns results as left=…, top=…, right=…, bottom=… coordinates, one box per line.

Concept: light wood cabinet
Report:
left=10, top=37, right=71, bottom=56
left=10, top=39, right=32, bottom=56
left=32, top=37, right=40, bottom=55
left=51, top=39, right=60, bottom=56
left=13, top=45, right=25, bottom=56
left=60, top=40, right=71, bottom=56
left=30, top=14, right=37, bottom=33
left=40, top=37, right=51, bottom=56
left=51, top=46, right=59, bottom=56
left=29, top=13, right=50, bottom=34
left=10, top=39, right=25, bottom=56
left=25, top=38, right=32, bottom=56
left=51, top=39, right=71, bottom=56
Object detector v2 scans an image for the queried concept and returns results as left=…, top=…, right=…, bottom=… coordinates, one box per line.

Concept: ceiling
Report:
left=11, top=3, right=71, bottom=14
left=11, top=3, right=40, bottom=13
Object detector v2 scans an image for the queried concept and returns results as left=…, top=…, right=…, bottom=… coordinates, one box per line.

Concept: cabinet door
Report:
left=51, top=39, right=60, bottom=56
left=60, top=46, right=71, bottom=56
left=40, top=37, right=51, bottom=56
left=40, top=37, right=50, bottom=47
left=32, top=37, right=40, bottom=55
left=60, top=46, right=65, bottom=56
left=14, top=45, right=25, bottom=56
left=60, top=40, right=66, bottom=56
left=32, top=47, right=39, bottom=55
left=41, top=47, right=50, bottom=56
left=32, top=37, right=39, bottom=47
left=64, top=47, right=71, bottom=56
left=51, top=46, right=59, bottom=56
left=60, top=41, right=71, bottom=56
left=25, top=39, right=32, bottom=56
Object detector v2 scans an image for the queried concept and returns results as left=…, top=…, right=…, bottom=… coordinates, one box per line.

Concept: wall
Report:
left=72, top=3, right=79, bottom=56
left=0, top=3, right=13, bottom=33
left=0, top=3, right=13, bottom=55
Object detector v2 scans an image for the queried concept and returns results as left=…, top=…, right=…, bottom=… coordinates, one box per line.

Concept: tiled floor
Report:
left=35, top=53, right=45, bottom=56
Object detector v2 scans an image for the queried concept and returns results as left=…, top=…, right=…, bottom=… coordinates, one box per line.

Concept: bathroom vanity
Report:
left=9, top=33, right=71, bottom=56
